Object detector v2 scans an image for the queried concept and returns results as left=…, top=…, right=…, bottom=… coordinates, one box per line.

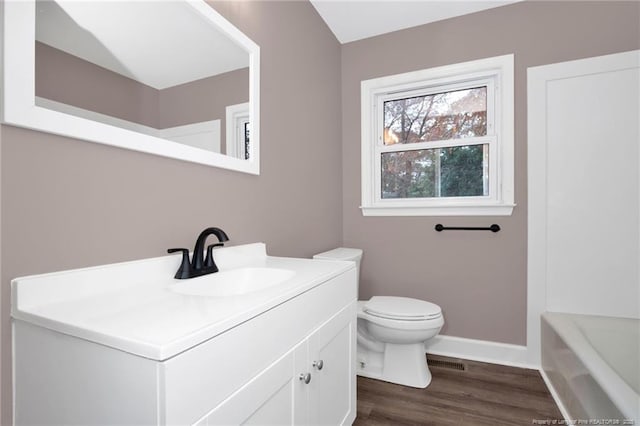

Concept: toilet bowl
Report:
left=313, top=248, right=444, bottom=388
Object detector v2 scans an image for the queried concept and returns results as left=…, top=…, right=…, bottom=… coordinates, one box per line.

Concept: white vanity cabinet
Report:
left=12, top=247, right=357, bottom=426
left=205, top=302, right=355, bottom=425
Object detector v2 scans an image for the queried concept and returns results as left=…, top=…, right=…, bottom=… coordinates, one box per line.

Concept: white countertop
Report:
left=11, top=243, right=354, bottom=361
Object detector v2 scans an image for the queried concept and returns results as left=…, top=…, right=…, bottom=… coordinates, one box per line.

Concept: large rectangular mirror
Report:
left=2, top=0, right=260, bottom=174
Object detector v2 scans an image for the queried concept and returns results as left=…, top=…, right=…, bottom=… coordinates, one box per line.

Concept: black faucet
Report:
left=168, top=227, right=229, bottom=279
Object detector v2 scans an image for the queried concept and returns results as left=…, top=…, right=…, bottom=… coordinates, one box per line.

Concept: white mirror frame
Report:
left=1, top=0, right=260, bottom=174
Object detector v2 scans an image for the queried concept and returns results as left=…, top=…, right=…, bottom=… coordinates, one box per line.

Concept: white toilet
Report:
left=313, top=248, right=444, bottom=388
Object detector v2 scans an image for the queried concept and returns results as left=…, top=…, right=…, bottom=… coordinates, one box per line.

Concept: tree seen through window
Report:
left=381, top=87, right=488, bottom=199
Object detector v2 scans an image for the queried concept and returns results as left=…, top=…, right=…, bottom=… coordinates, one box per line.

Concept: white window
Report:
left=361, top=54, right=515, bottom=216
left=226, top=102, right=251, bottom=160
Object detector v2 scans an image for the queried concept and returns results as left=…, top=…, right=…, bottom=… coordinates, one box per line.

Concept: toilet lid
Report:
left=364, top=296, right=442, bottom=320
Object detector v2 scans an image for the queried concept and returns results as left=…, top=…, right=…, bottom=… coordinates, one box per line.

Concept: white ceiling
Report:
left=310, top=0, right=522, bottom=44
left=36, top=0, right=521, bottom=87
left=36, top=1, right=249, bottom=90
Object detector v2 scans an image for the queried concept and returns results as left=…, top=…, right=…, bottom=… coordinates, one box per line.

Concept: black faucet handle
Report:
left=204, top=243, right=224, bottom=270
left=167, top=248, right=193, bottom=279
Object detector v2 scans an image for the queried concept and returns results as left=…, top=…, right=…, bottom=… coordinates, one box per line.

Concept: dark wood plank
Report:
left=354, top=355, right=563, bottom=425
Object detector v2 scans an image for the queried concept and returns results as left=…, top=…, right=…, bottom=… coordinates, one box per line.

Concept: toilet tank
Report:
left=313, top=248, right=363, bottom=281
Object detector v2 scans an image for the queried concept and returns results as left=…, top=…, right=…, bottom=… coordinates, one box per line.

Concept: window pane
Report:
left=381, top=145, right=488, bottom=199
left=383, top=87, right=487, bottom=145
left=244, top=122, right=250, bottom=160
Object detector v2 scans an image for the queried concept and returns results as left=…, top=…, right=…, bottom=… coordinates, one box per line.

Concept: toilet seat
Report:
left=363, top=296, right=442, bottom=321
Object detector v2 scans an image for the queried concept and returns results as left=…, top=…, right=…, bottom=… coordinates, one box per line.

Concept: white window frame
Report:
left=226, top=102, right=250, bottom=159
left=361, top=54, right=515, bottom=216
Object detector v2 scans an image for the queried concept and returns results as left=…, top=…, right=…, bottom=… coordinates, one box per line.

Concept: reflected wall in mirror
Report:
left=2, top=0, right=260, bottom=173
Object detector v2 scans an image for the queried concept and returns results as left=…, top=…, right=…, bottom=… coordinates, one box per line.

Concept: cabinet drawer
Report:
left=161, top=268, right=356, bottom=425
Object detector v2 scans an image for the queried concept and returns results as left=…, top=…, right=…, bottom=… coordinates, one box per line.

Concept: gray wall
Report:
left=158, top=67, right=249, bottom=154
left=36, top=42, right=249, bottom=153
left=36, top=42, right=161, bottom=128
left=158, top=68, right=249, bottom=128
left=1, top=0, right=639, bottom=422
left=0, top=1, right=342, bottom=422
left=341, top=0, right=640, bottom=345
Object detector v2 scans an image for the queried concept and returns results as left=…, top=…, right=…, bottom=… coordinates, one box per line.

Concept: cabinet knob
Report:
left=312, top=360, right=324, bottom=370
left=299, top=373, right=311, bottom=384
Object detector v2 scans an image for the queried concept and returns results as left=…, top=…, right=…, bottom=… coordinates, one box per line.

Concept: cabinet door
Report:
left=308, top=302, right=357, bottom=426
left=205, top=343, right=302, bottom=426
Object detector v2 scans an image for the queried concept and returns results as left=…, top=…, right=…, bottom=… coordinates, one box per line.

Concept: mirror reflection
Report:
left=35, top=0, right=251, bottom=159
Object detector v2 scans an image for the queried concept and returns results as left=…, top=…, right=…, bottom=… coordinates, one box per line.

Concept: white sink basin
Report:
left=169, top=267, right=295, bottom=297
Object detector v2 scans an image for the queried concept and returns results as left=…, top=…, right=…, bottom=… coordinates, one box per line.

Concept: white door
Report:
left=528, top=50, right=640, bottom=363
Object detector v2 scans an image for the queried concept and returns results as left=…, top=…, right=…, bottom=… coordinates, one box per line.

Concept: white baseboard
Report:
left=425, top=335, right=568, bottom=418
left=425, top=334, right=536, bottom=369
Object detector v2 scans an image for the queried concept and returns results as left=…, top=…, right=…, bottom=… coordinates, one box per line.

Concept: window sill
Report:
left=360, top=204, right=516, bottom=217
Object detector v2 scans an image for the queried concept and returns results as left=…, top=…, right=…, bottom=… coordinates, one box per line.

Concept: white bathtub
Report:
left=542, top=312, right=639, bottom=423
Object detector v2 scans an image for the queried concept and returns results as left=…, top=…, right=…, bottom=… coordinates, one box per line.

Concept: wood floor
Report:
left=354, top=355, right=563, bottom=426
